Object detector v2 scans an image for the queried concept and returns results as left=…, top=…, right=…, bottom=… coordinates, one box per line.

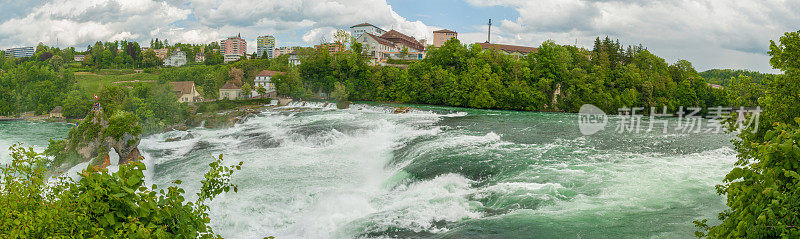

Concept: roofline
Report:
left=350, top=23, right=386, bottom=32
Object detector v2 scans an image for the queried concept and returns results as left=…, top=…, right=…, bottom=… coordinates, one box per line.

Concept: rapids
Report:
left=1, top=102, right=736, bottom=238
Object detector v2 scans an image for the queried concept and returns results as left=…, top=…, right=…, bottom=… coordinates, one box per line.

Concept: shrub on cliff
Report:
left=0, top=144, right=242, bottom=238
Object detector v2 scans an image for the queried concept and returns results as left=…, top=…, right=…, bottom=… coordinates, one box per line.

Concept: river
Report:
left=0, top=102, right=736, bottom=238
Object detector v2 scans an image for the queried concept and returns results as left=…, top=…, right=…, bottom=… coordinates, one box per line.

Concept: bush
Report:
left=0, top=144, right=242, bottom=238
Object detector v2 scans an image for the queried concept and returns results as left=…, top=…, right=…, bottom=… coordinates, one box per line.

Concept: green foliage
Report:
left=695, top=121, right=800, bottom=238
left=331, top=82, right=349, bottom=102
left=0, top=144, right=242, bottom=238
left=0, top=61, right=74, bottom=115
left=104, top=110, right=142, bottom=141
left=697, top=30, right=800, bottom=238
left=700, top=69, right=772, bottom=86
left=279, top=36, right=730, bottom=113
left=62, top=89, right=92, bottom=119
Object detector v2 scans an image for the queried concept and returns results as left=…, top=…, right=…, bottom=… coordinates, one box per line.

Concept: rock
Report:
left=61, top=108, right=142, bottom=170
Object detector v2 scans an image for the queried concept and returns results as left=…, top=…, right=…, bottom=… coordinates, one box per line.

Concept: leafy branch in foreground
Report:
left=0, top=143, right=242, bottom=238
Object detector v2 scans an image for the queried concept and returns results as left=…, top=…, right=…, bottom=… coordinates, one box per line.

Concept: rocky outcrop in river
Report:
left=49, top=107, right=142, bottom=172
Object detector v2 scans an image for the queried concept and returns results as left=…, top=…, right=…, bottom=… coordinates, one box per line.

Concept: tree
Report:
left=256, top=85, right=267, bottom=96
left=49, top=55, right=63, bottom=70
left=0, top=144, right=243, bottom=238
left=228, top=67, right=244, bottom=86
left=39, top=52, right=53, bottom=61
left=400, top=46, right=409, bottom=60
left=141, top=50, right=161, bottom=68
left=333, top=29, right=351, bottom=50
left=696, top=30, right=800, bottom=239
left=62, top=90, right=90, bottom=119
left=240, top=83, right=253, bottom=99
left=331, top=81, right=349, bottom=102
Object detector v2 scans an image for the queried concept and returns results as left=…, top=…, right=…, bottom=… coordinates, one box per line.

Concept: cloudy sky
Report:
left=0, top=0, right=797, bottom=73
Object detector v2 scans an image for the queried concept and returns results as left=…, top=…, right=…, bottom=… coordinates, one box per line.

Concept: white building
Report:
left=3, top=47, right=34, bottom=58
left=288, top=52, right=301, bottom=66
left=253, top=70, right=284, bottom=98
left=164, top=51, right=187, bottom=67
left=350, top=23, right=387, bottom=39
left=356, top=33, right=397, bottom=63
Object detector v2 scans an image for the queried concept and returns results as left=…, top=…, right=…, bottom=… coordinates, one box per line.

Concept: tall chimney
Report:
left=488, top=19, right=492, bottom=43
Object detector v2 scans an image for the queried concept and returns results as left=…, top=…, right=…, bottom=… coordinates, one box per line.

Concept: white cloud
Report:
left=465, top=0, right=800, bottom=72
left=0, top=0, right=440, bottom=54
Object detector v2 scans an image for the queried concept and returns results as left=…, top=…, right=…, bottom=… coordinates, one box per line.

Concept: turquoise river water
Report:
left=0, top=102, right=736, bottom=238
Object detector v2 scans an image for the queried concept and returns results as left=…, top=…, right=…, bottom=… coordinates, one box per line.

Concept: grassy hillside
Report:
left=699, top=69, right=772, bottom=86
left=74, top=71, right=159, bottom=95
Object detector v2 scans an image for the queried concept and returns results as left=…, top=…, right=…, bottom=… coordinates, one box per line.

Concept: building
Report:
left=170, top=81, right=201, bottom=103
left=350, top=23, right=387, bottom=39
left=257, top=35, right=276, bottom=59
left=477, top=42, right=537, bottom=58
left=154, top=48, right=169, bottom=59
left=707, top=83, right=724, bottom=90
left=356, top=33, right=397, bottom=62
left=164, top=51, right=187, bottom=67
left=288, top=50, right=302, bottom=66
left=254, top=70, right=284, bottom=96
left=315, top=43, right=345, bottom=54
left=74, top=55, right=85, bottom=62
left=355, top=29, right=427, bottom=63
left=221, top=34, right=247, bottom=63
left=3, top=47, right=34, bottom=58
left=219, top=81, right=242, bottom=100
left=273, top=46, right=300, bottom=58
left=195, top=52, right=206, bottom=62
left=433, top=29, right=458, bottom=47
left=380, top=30, right=425, bottom=52
left=49, top=106, right=63, bottom=119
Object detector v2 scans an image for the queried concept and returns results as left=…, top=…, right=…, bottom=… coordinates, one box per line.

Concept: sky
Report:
left=0, top=0, right=797, bottom=73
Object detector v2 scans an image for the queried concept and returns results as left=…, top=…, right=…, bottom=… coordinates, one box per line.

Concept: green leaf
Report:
left=127, top=176, right=140, bottom=187
left=104, top=213, right=115, bottom=226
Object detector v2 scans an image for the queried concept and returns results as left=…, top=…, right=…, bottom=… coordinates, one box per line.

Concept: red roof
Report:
left=433, top=29, right=457, bottom=34
left=380, top=30, right=425, bottom=52
left=220, top=81, right=240, bottom=90
left=365, top=33, right=396, bottom=48
left=352, top=23, right=371, bottom=27
left=477, top=42, right=538, bottom=54
left=170, top=81, right=195, bottom=95
left=257, top=70, right=285, bottom=77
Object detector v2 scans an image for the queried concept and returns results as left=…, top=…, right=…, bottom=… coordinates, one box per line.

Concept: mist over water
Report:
left=2, top=103, right=737, bottom=238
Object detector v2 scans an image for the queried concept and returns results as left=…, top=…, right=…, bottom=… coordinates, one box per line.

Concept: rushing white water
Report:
left=4, top=102, right=737, bottom=238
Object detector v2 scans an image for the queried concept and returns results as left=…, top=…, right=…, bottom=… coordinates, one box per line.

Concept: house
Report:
left=254, top=70, right=284, bottom=97
left=315, top=43, right=345, bottom=54
left=49, top=106, right=63, bottom=119
left=170, top=81, right=201, bottom=103
left=274, top=46, right=300, bottom=58
left=707, top=83, right=724, bottom=89
left=350, top=23, right=388, bottom=39
left=354, top=29, right=428, bottom=63
left=219, top=81, right=241, bottom=100
left=73, top=55, right=85, bottom=62
left=433, top=29, right=458, bottom=47
left=154, top=48, right=169, bottom=59
left=288, top=51, right=302, bottom=66
left=195, top=53, right=206, bottom=62
left=380, top=30, right=425, bottom=52
left=477, top=42, right=538, bottom=58
left=164, top=51, right=187, bottom=67
left=356, top=33, right=398, bottom=63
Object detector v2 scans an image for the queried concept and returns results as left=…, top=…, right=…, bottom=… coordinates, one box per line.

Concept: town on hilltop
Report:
left=1, top=21, right=541, bottom=109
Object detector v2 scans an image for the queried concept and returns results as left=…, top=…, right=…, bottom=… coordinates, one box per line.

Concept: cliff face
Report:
left=55, top=107, right=142, bottom=171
